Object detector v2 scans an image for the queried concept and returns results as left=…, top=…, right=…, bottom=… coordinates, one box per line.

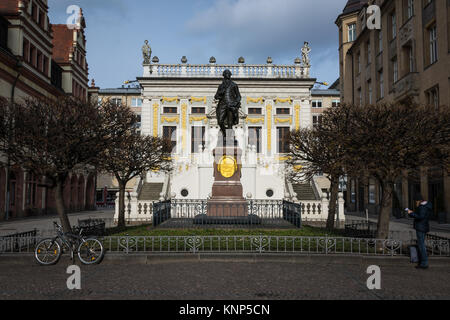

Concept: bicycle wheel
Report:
left=35, top=239, right=61, bottom=266
left=77, top=238, right=104, bottom=265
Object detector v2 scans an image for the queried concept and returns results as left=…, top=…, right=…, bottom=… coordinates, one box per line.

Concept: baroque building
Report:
left=336, top=0, right=450, bottom=221
left=114, top=47, right=344, bottom=224
left=0, top=1, right=95, bottom=220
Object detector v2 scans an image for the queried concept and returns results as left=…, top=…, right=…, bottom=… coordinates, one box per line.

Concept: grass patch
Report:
left=106, top=224, right=343, bottom=237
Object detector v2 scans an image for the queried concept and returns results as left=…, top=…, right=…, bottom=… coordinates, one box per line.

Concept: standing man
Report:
left=408, top=194, right=433, bottom=269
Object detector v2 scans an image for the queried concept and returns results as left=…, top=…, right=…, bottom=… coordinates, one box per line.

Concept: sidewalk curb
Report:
left=2, top=253, right=450, bottom=267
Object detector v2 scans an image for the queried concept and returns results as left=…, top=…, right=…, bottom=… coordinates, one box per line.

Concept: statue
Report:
left=142, top=40, right=152, bottom=64
left=214, top=69, right=242, bottom=138
left=301, top=41, right=311, bottom=67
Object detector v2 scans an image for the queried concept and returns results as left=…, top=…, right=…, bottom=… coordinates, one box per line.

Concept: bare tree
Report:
left=287, top=103, right=356, bottom=230
left=99, top=128, right=173, bottom=228
left=345, top=102, right=449, bottom=239
left=0, top=97, right=126, bottom=232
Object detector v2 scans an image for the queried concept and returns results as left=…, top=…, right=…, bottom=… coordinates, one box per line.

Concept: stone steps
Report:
left=292, top=183, right=318, bottom=201
left=138, top=183, right=164, bottom=201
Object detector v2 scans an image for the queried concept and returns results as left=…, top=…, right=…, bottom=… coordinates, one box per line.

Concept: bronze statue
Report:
left=214, top=69, right=241, bottom=137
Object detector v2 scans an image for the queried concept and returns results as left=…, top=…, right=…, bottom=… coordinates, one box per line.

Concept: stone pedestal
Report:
left=207, top=145, right=248, bottom=217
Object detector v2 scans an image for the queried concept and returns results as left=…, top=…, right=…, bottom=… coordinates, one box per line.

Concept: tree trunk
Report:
left=117, top=180, right=126, bottom=228
left=326, top=176, right=339, bottom=230
left=55, top=178, right=72, bottom=233
left=376, top=181, right=393, bottom=239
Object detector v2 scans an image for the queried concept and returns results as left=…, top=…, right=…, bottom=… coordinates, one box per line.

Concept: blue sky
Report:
left=48, top=0, right=345, bottom=89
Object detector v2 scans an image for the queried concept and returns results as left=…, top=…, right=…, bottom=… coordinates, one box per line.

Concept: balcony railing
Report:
left=393, top=72, right=420, bottom=100
left=143, top=63, right=310, bottom=79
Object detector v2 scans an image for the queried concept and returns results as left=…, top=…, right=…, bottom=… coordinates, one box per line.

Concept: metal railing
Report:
left=0, top=230, right=37, bottom=253
left=1, top=235, right=449, bottom=257
left=152, top=200, right=302, bottom=228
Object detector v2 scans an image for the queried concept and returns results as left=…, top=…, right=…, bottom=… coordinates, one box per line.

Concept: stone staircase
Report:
left=138, top=183, right=164, bottom=201
left=292, top=183, right=319, bottom=201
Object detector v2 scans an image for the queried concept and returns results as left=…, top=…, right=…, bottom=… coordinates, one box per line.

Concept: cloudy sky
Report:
left=48, top=0, right=346, bottom=89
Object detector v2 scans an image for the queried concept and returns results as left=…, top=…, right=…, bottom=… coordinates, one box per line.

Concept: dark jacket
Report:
left=410, top=202, right=432, bottom=233
left=215, top=80, right=242, bottom=110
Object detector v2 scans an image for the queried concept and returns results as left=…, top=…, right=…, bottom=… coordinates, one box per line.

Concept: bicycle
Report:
left=35, top=222, right=105, bottom=266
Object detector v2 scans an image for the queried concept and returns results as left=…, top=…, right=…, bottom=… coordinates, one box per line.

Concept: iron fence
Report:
left=1, top=235, right=449, bottom=257
left=0, top=229, right=37, bottom=253
left=344, top=221, right=378, bottom=238
left=152, top=200, right=302, bottom=229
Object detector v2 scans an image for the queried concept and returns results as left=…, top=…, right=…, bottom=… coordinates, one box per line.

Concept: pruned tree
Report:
left=99, top=127, right=173, bottom=228
left=0, top=97, right=128, bottom=232
left=345, top=101, right=449, bottom=239
left=287, top=103, right=357, bottom=230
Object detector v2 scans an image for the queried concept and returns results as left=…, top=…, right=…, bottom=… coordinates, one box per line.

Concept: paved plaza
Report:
left=0, top=209, right=116, bottom=237
left=0, top=256, right=449, bottom=300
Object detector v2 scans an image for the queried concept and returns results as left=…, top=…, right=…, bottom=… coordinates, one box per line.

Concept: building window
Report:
left=429, top=24, right=438, bottom=64
left=163, top=126, right=177, bottom=152
left=276, top=108, right=290, bottom=115
left=348, top=23, right=356, bottom=42
left=131, top=98, right=143, bottom=107
left=181, top=189, right=189, bottom=197
left=22, top=39, right=30, bottom=62
left=407, top=0, right=414, bottom=19
left=369, top=179, right=376, bottom=204
left=111, top=98, right=122, bottom=105
left=192, top=107, right=206, bottom=114
left=312, top=115, right=323, bottom=128
left=277, top=127, right=290, bottom=154
left=30, top=45, right=37, bottom=67
left=43, top=56, right=49, bottom=76
left=331, top=100, right=340, bottom=107
left=390, top=12, right=397, bottom=40
left=368, top=80, right=373, bottom=104
left=248, top=108, right=262, bottom=115
left=393, top=58, right=399, bottom=83
left=191, top=126, right=205, bottom=153
left=367, top=41, right=371, bottom=64
left=26, top=173, right=37, bottom=207
left=408, top=47, right=414, bottom=72
left=32, top=3, right=38, bottom=22
left=351, top=180, right=356, bottom=203
left=248, top=127, right=262, bottom=153
left=37, top=51, right=43, bottom=72
left=426, top=86, right=439, bottom=109
left=163, top=107, right=178, bottom=114
left=39, top=10, right=45, bottom=29
left=312, top=100, right=323, bottom=108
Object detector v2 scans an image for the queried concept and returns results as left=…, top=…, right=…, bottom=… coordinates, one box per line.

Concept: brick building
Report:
left=0, top=0, right=95, bottom=220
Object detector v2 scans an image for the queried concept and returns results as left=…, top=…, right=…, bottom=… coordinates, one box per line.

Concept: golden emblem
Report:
left=218, top=156, right=237, bottom=178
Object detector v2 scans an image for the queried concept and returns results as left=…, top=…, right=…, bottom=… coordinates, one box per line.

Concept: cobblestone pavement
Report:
left=1, top=256, right=449, bottom=300
left=0, top=209, right=115, bottom=237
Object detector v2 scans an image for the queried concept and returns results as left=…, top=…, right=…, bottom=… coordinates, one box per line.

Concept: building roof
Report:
left=0, top=0, right=21, bottom=15
left=336, top=0, right=368, bottom=23
left=311, top=89, right=340, bottom=97
left=99, top=88, right=141, bottom=95
left=342, top=0, right=369, bottom=15
left=328, top=78, right=340, bottom=90
left=51, top=25, right=73, bottom=63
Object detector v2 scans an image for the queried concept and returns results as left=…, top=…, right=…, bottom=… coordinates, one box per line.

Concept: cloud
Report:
left=186, top=0, right=342, bottom=79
